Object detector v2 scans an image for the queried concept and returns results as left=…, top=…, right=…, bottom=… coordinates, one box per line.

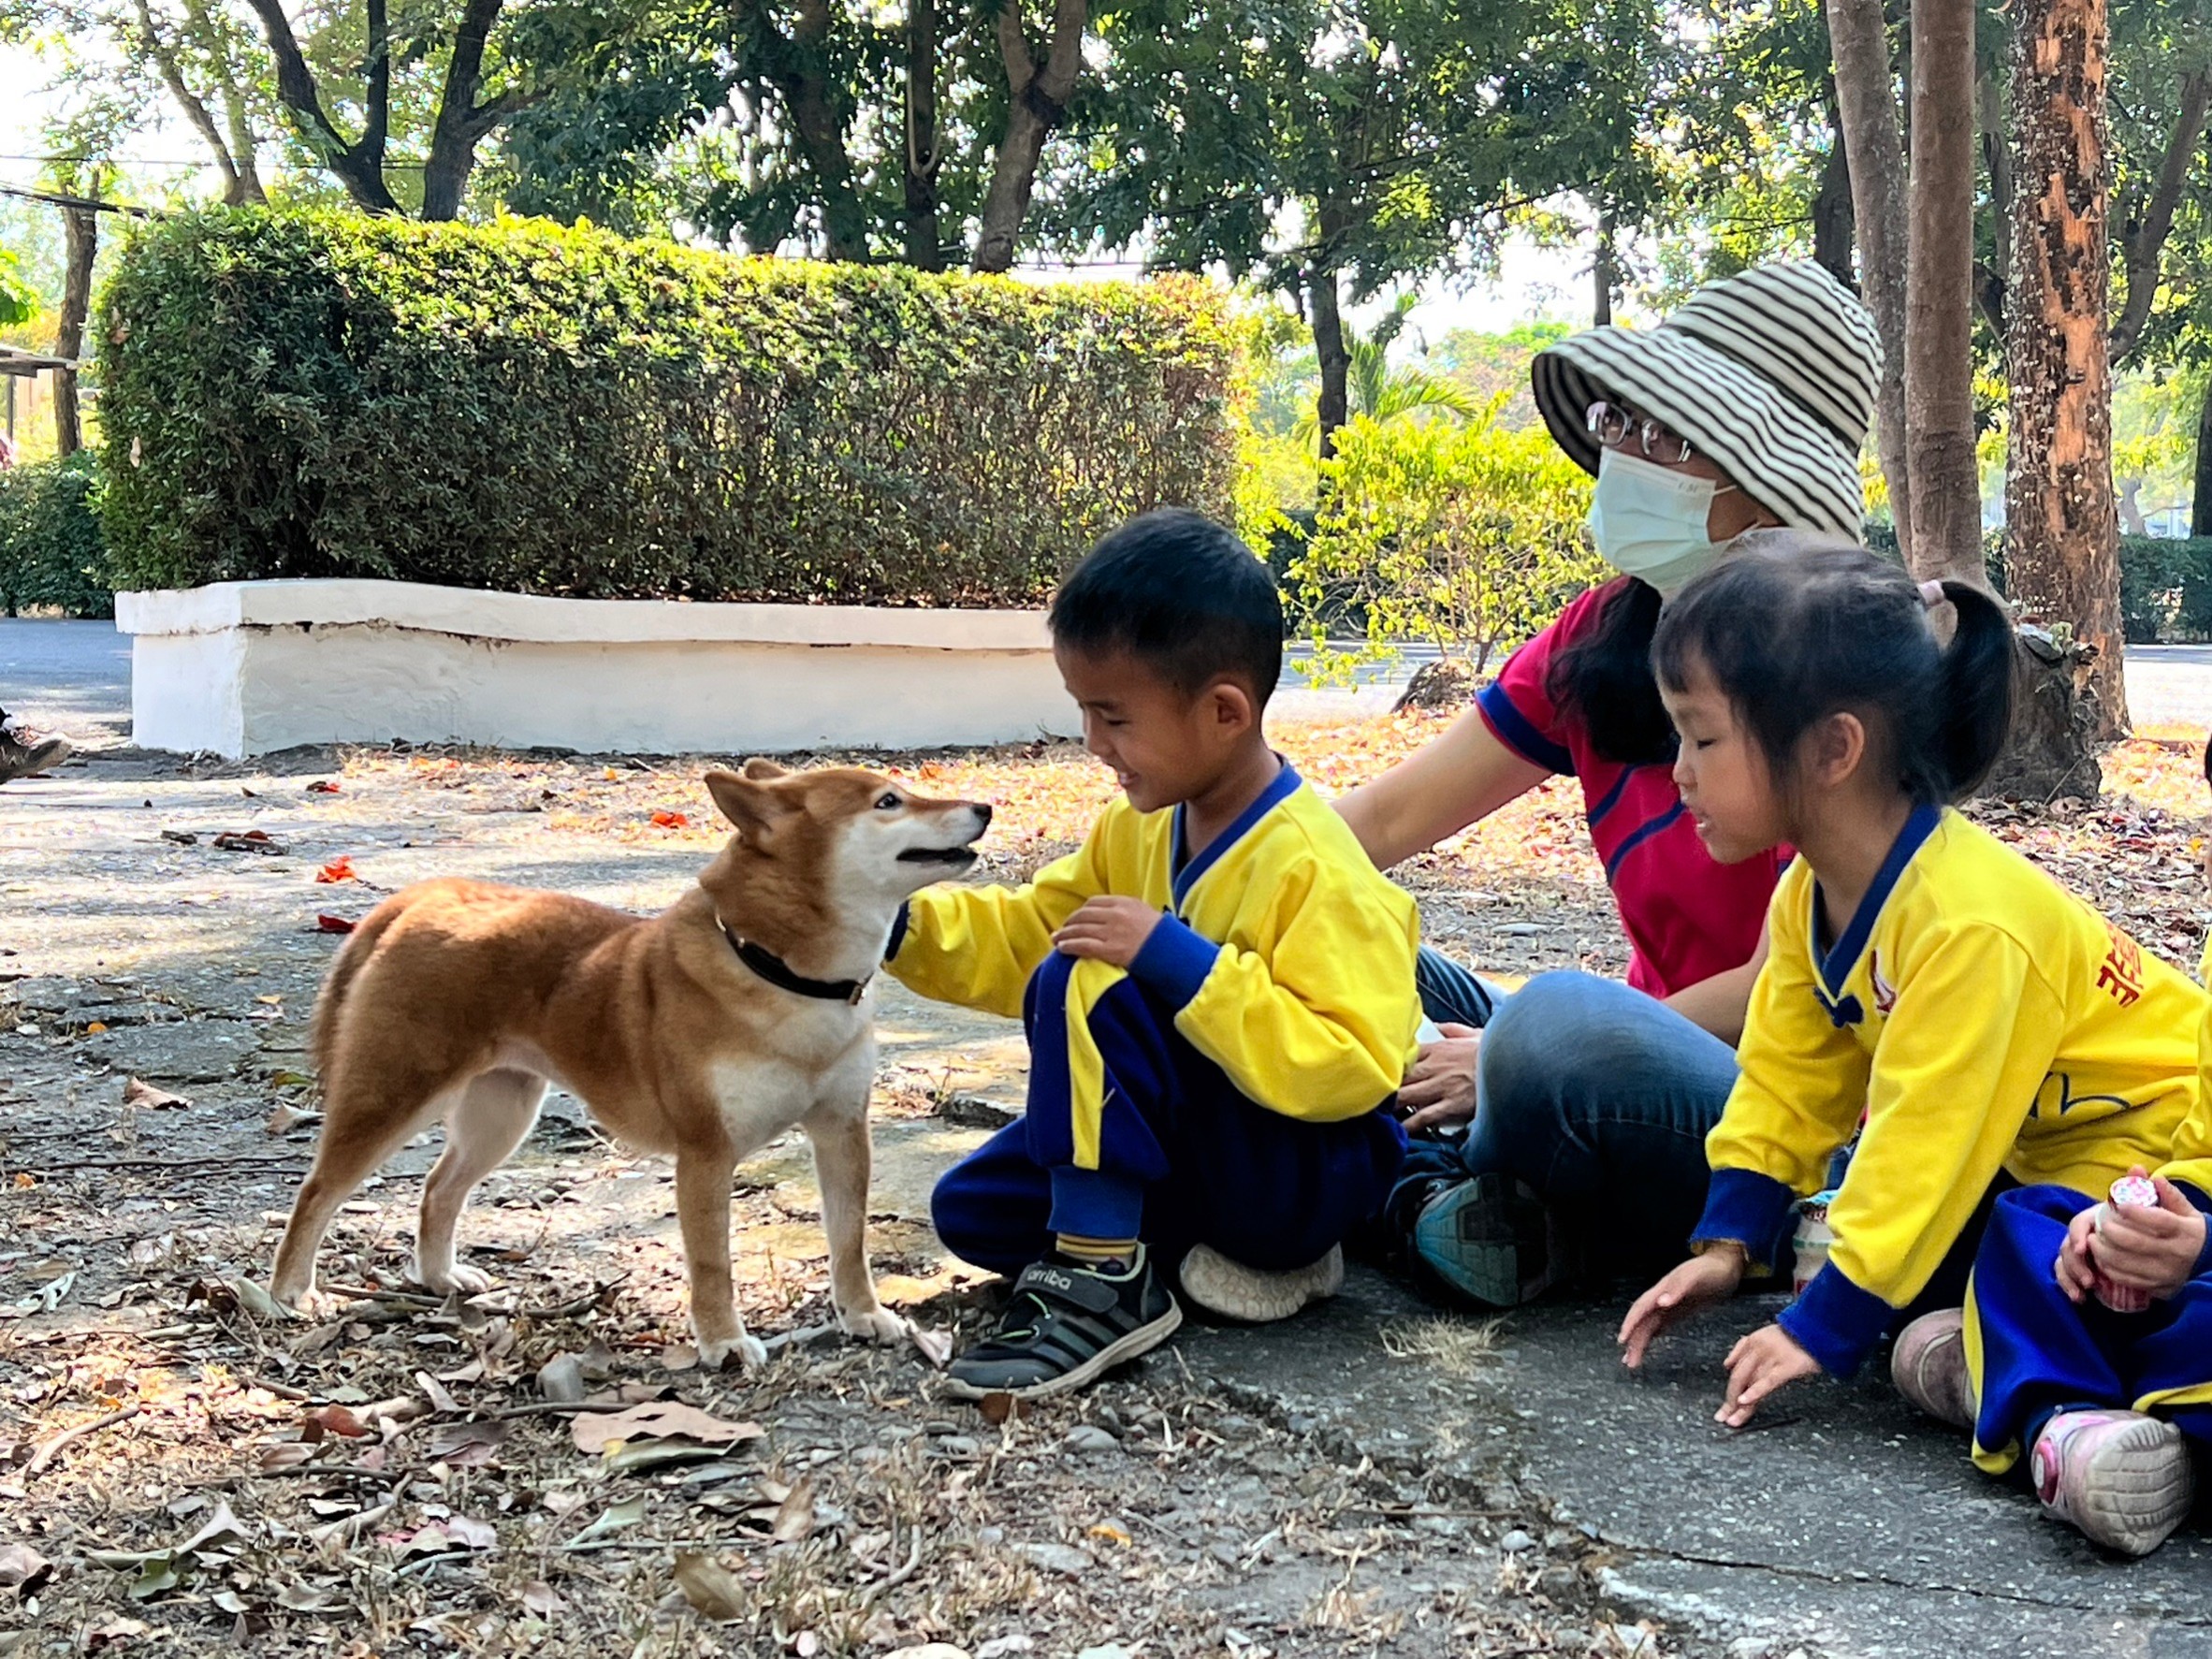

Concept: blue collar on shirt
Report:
left=1810, top=802, right=1942, bottom=1011
left=1171, top=761, right=1302, bottom=910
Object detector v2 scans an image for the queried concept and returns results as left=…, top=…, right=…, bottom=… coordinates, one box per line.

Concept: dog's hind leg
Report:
left=803, top=1099, right=907, bottom=1345
left=271, top=1068, right=459, bottom=1312
left=414, top=1068, right=546, bottom=1296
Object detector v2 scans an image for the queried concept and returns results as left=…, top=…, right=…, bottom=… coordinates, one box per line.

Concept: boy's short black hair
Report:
left=1049, top=509, right=1282, bottom=707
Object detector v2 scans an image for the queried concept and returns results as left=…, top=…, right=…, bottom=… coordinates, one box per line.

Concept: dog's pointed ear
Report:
left=705, top=768, right=797, bottom=837
left=741, top=757, right=788, bottom=781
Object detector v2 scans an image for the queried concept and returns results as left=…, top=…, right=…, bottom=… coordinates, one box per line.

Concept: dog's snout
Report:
left=974, top=804, right=994, bottom=828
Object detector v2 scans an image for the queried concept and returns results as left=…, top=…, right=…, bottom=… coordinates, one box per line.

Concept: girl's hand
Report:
left=1718, top=1323, right=1822, bottom=1427
left=2086, top=1169, right=2208, bottom=1300
left=1051, top=897, right=1166, bottom=968
left=1399, top=1025, right=1482, bottom=1131
left=2054, top=1204, right=2101, bottom=1305
left=1619, top=1246, right=1746, bottom=1370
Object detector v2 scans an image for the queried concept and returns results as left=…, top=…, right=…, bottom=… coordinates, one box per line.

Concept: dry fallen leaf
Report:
left=521, top=1580, right=565, bottom=1617
left=0, top=1543, right=51, bottom=1594
left=979, top=1391, right=1021, bottom=1426
left=770, top=1476, right=817, bottom=1543
left=907, top=1324, right=953, bottom=1368
left=122, top=1077, right=190, bottom=1111
left=569, top=1401, right=763, bottom=1455
left=314, top=856, right=357, bottom=884
left=301, top=1404, right=371, bottom=1440
left=266, top=1103, right=319, bottom=1137
left=672, top=1551, right=748, bottom=1622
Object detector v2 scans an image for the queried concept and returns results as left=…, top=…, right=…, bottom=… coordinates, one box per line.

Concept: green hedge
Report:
left=0, top=452, right=111, bottom=618
left=1870, top=522, right=2212, bottom=644
left=97, top=210, right=1239, bottom=604
left=2116, top=537, right=2212, bottom=643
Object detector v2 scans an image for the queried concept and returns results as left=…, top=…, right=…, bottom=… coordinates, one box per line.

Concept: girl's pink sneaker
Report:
left=2030, top=1408, right=2194, bottom=1557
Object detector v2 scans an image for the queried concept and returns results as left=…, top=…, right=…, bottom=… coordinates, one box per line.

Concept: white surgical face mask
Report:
left=1584, top=446, right=1739, bottom=598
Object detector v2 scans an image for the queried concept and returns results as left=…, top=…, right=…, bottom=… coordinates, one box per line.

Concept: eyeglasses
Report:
left=1586, top=400, right=1696, bottom=466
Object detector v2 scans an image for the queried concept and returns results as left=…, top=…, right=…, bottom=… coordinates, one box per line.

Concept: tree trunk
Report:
left=735, top=0, right=869, bottom=260
left=903, top=0, right=943, bottom=269
left=1902, top=0, right=1982, bottom=586
left=2195, top=385, right=2212, bottom=537
left=52, top=208, right=95, bottom=458
left=1825, top=0, right=1914, bottom=559
left=1310, top=264, right=1349, bottom=462
left=1593, top=209, right=1616, bottom=327
left=1811, top=115, right=1855, bottom=290
left=2003, top=0, right=2127, bottom=736
left=2110, top=67, right=2212, bottom=367
left=971, top=0, right=1086, bottom=273
left=421, top=0, right=516, bottom=220
left=1974, top=63, right=2009, bottom=334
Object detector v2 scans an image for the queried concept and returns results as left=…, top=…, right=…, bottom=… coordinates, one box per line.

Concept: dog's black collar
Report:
left=718, top=920, right=871, bottom=1006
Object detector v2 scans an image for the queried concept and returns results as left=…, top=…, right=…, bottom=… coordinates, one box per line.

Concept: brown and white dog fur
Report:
left=269, top=761, right=991, bottom=1367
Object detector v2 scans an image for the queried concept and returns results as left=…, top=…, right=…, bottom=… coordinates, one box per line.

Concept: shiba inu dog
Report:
left=269, top=761, right=991, bottom=1367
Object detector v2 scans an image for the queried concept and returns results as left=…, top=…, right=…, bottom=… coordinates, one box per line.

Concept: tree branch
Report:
left=421, top=0, right=511, bottom=217
left=2110, top=66, right=2212, bottom=366
left=131, top=0, right=244, bottom=201
left=241, top=0, right=398, bottom=211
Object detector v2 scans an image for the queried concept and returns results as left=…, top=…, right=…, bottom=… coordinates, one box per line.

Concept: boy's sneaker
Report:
left=1411, top=1171, right=1569, bottom=1308
left=1890, top=1308, right=1975, bottom=1430
left=0, top=712, right=69, bottom=785
left=2030, top=1408, right=2194, bottom=1557
left=945, top=1246, right=1181, bottom=1401
left=1179, top=1243, right=1343, bottom=1322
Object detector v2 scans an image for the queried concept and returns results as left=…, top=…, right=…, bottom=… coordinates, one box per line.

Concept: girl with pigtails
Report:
left=1619, top=538, right=2212, bottom=1558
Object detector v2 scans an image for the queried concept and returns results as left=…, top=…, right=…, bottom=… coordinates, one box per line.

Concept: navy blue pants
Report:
left=930, top=951, right=1407, bottom=1277
left=1966, top=1184, right=2212, bottom=1473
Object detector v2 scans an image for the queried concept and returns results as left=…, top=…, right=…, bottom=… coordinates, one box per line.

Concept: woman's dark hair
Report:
left=1652, top=535, right=2016, bottom=804
left=1545, top=578, right=1676, bottom=765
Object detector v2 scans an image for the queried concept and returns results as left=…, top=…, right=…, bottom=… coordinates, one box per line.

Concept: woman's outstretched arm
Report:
left=1334, top=705, right=1550, bottom=870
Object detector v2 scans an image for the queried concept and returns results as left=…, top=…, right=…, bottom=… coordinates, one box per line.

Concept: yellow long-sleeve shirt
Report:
left=1695, top=805, right=2205, bottom=1377
left=887, top=764, right=1420, bottom=1126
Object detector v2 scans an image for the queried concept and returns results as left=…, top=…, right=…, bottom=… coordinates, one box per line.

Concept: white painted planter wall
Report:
left=113, top=580, right=1082, bottom=760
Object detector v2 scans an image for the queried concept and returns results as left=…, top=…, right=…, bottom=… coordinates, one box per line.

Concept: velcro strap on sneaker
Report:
left=1011, top=1260, right=1123, bottom=1316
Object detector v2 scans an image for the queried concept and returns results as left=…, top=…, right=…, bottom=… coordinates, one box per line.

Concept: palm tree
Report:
left=1296, top=295, right=1480, bottom=449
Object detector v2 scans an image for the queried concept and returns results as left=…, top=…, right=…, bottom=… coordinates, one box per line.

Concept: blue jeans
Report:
left=1397, top=951, right=1739, bottom=1281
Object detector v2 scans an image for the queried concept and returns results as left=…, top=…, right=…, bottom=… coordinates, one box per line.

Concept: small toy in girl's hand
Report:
left=2092, top=1176, right=2161, bottom=1313
left=1791, top=1190, right=1839, bottom=1298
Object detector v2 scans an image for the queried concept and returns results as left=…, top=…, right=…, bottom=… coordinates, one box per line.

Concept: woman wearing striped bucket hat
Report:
left=1336, top=259, right=1881, bottom=1309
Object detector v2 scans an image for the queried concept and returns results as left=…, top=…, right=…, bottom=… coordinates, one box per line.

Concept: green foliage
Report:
left=0, top=452, right=112, bottom=617
left=2117, top=537, right=2212, bottom=643
left=1284, top=411, right=1607, bottom=679
left=96, top=208, right=1239, bottom=604
left=0, top=247, right=35, bottom=328
left=1289, top=296, right=1483, bottom=448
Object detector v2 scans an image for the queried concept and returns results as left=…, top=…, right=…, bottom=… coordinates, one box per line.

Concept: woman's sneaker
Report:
left=1890, top=1308, right=1976, bottom=1430
left=1179, top=1243, right=1343, bottom=1322
left=2030, top=1408, right=2194, bottom=1556
left=944, top=1245, right=1181, bottom=1401
left=1411, top=1171, right=1569, bottom=1307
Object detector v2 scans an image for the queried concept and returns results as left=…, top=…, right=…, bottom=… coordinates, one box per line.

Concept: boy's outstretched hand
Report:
left=2055, top=1166, right=2207, bottom=1304
left=1718, top=1323, right=1821, bottom=1427
left=1053, top=896, right=1166, bottom=968
left=1619, top=1245, right=1745, bottom=1370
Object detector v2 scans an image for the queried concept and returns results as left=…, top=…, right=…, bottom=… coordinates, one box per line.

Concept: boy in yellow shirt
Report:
left=891, top=510, right=1420, bottom=1399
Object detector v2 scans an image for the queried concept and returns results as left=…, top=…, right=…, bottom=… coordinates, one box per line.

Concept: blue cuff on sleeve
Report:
left=1475, top=681, right=1575, bottom=777
left=2176, top=1181, right=2212, bottom=1277
left=1691, top=1168, right=1798, bottom=1272
left=884, top=902, right=910, bottom=963
left=1127, top=914, right=1219, bottom=1011
left=1777, top=1260, right=1897, bottom=1380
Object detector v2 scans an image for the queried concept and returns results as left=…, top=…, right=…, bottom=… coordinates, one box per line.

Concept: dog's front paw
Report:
left=698, top=1332, right=770, bottom=1372
left=836, top=1304, right=910, bottom=1346
left=412, top=1259, right=496, bottom=1297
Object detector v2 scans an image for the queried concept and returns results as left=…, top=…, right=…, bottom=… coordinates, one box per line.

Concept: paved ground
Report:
left=3, top=619, right=2211, bottom=1657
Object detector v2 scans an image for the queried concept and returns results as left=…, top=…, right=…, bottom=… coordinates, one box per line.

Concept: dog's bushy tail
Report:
left=308, top=898, right=407, bottom=1082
